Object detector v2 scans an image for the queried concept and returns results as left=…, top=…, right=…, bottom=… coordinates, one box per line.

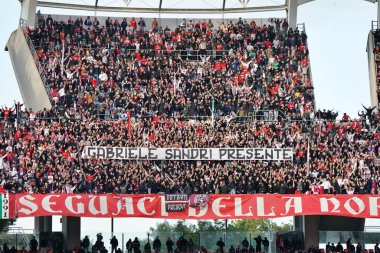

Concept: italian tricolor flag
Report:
left=0, top=194, right=10, bottom=219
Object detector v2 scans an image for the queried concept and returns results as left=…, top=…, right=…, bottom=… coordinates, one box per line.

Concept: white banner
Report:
left=83, top=147, right=293, bottom=161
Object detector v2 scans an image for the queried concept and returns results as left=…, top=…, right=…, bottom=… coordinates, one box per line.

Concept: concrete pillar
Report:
left=294, top=216, right=319, bottom=250
left=378, top=0, right=380, bottom=23
left=293, top=216, right=303, bottom=231
left=34, top=216, right=52, bottom=236
left=368, top=32, right=378, bottom=108
left=287, top=0, right=298, bottom=29
left=303, top=216, right=320, bottom=250
left=19, top=0, right=37, bottom=28
left=62, top=217, right=81, bottom=250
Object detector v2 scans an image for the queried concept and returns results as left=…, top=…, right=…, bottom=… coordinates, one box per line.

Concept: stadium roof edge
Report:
left=35, top=0, right=315, bottom=14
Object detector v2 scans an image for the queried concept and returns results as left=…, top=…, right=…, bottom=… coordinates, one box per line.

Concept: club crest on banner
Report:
left=189, top=194, right=209, bottom=209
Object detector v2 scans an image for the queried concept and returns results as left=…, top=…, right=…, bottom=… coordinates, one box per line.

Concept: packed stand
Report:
left=26, top=15, right=314, bottom=121
left=1, top=15, right=379, bottom=195
left=1, top=101, right=380, bottom=195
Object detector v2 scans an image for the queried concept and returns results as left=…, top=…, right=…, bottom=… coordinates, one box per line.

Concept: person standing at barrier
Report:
left=242, top=238, right=249, bottom=249
left=30, top=236, right=38, bottom=253
left=144, top=242, right=152, bottom=253
left=356, top=242, right=362, bottom=253
left=3, top=243, right=10, bottom=253
left=263, top=237, right=269, bottom=253
left=126, top=239, right=133, bottom=253
left=153, top=237, right=161, bottom=253
left=111, top=236, right=119, bottom=253
left=375, top=243, right=380, bottom=253
left=216, top=238, right=225, bottom=253
left=346, top=238, right=352, bottom=252
left=336, top=242, right=343, bottom=252
left=254, top=236, right=262, bottom=253
left=188, top=239, right=195, bottom=253
left=166, top=237, right=174, bottom=253
left=325, top=242, right=331, bottom=253
left=40, top=237, right=47, bottom=253
left=133, top=237, right=141, bottom=253
left=83, top=236, right=90, bottom=253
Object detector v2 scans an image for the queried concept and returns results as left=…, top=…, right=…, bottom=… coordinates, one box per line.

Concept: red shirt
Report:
left=130, top=20, right=137, bottom=28
left=3, top=109, right=11, bottom=117
left=214, top=62, right=221, bottom=71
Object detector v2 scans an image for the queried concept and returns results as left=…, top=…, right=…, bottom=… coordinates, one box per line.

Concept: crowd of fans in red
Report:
left=0, top=16, right=379, bottom=195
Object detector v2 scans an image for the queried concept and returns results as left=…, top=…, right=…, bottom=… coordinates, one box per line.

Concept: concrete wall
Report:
left=367, top=31, right=378, bottom=108
left=7, top=28, right=52, bottom=112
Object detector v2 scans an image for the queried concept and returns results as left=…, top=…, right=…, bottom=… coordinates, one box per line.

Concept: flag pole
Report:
left=61, top=39, right=65, bottom=76
left=211, top=97, right=215, bottom=127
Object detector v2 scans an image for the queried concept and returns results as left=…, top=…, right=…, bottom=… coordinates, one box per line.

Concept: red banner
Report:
left=7, top=194, right=380, bottom=219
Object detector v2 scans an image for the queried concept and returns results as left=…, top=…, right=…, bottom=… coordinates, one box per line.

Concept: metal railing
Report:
left=0, top=109, right=285, bottom=124
left=23, top=29, right=53, bottom=105
left=29, top=41, right=231, bottom=63
left=4, top=227, right=33, bottom=250
left=92, top=109, right=285, bottom=122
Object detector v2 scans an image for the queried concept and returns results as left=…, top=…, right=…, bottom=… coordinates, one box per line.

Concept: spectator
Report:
left=83, top=236, right=90, bottom=253
left=166, top=237, right=174, bottom=253
left=336, top=242, right=343, bottom=252
left=188, top=239, right=195, bottom=253
left=133, top=237, right=141, bottom=253
left=242, top=238, right=249, bottom=249
left=375, top=243, right=380, bottom=253
left=263, top=237, right=269, bottom=253
left=30, top=236, right=38, bottom=253
left=153, top=237, right=161, bottom=253
left=144, top=242, right=151, bottom=253
left=127, top=239, right=133, bottom=253
left=216, top=238, right=225, bottom=252
left=254, top=236, right=262, bottom=253
left=94, top=233, right=105, bottom=252
left=111, top=236, right=119, bottom=253
left=326, top=242, right=331, bottom=253
left=3, top=243, right=10, bottom=253
left=356, top=242, right=362, bottom=253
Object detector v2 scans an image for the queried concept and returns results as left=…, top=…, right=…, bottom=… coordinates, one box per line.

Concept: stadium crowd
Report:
left=26, top=15, right=313, bottom=121
left=1, top=102, right=380, bottom=195
left=0, top=16, right=379, bottom=195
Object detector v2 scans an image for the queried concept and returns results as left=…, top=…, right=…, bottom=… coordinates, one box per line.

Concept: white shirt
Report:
left=321, top=180, right=331, bottom=190
left=0, top=153, right=7, bottom=169
left=99, top=73, right=108, bottom=82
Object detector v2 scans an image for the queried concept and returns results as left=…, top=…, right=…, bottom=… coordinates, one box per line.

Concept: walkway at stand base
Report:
left=30, top=215, right=365, bottom=251
left=2, top=194, right=373, bottom=250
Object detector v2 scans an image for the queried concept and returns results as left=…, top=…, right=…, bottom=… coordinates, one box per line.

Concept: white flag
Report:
left=58, top=88, right=66, bottom=97
left=173, top=75, right=177, bottom=95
